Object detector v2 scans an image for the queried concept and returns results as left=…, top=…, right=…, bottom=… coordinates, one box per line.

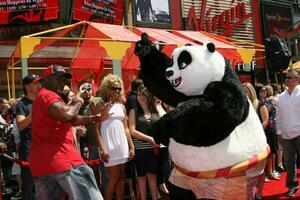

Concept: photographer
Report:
left=78, top=81, right=108, bottom=192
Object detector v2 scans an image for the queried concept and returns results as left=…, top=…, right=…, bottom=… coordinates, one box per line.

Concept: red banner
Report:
left=0, top=0, right=59, bottom=25
left=73, top=0, right=124, bottom=25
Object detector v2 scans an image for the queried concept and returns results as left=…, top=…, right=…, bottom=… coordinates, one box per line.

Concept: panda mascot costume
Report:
left=134, top=33, right=269, bottom=200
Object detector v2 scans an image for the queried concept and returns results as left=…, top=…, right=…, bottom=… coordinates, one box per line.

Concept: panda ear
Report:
left=206, top=43, right=215, bottom=53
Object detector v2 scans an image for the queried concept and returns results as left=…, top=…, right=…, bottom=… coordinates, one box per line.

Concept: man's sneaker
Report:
left=286, top=187, right=298, bottom=197
left=11, top=191, right=22, bottom=200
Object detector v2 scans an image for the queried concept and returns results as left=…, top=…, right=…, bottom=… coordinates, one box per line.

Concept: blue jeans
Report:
left=34, top=164, right=103, bottom=200
left=282, top=136, right=300, bottom=188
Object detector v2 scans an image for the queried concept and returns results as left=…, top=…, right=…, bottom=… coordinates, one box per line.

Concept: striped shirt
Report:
left=134, top=112, right=159, bottom=149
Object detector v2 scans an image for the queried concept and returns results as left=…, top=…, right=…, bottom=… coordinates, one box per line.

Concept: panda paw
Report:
left=134, top=32, right=153, bottom=56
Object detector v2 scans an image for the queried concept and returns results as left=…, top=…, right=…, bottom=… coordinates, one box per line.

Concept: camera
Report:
left=80, top=83, right=92, bottom=91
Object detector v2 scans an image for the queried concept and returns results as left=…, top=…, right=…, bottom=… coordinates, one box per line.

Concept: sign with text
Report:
left=0, top=0, right=59, bottom=25
left=186, top=0, right=252, bottom=36
left=261, top=2, right=293, bottom=38
left=73, top=0, right=124, bottom=25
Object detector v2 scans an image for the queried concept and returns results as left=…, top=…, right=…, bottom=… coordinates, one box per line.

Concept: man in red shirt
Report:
left=30, top=64, right=103, bottom=200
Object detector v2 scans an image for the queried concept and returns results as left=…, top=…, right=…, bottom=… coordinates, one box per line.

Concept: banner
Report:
left=261, top=2, right=293, bottom=38
left=73, top=0, right=124, bottom=25
left=0, top=0, right=59, bottom=25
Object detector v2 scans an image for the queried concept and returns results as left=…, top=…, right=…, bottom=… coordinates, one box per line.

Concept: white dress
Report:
left=100, top=103, right=129, bottom=167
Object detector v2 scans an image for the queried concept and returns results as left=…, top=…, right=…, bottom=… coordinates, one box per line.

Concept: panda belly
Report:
left=169, top=104, right=268, bottom=172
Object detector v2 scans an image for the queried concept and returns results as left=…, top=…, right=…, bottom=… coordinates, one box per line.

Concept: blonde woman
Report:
left=243, top=82, right=259, bottom=111
left=94, top=74, right=135, bottom=200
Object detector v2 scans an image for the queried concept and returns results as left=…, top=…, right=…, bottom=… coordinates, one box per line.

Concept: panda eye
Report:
left=178, top=50, right=192, bottom=70
left=179, top=63, right=187, bottom=69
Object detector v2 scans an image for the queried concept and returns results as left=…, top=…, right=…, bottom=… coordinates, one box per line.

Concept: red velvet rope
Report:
left=13, top=158, right=30, bottom=167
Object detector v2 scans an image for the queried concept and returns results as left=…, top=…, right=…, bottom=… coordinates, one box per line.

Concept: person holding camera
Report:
left=77, top=81, right=109, bottom=192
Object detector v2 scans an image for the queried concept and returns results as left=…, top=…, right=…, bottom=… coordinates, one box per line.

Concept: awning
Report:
left=90, top=22, right=140, bottom=42
left=70, top=22, right=141, bottom=91
left=134, top=27, right=198, bottom=46
left=134, top=27, right=199, bottom=57
left=174, top=31, right=237, bottom=49
left=8, top=21, right=261, bottom=98
left=173, top=30, right=243, bottom=66
left=132, top=28, right=243, bottom=65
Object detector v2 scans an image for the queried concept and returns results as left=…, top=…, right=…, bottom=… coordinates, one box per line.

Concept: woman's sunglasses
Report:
left=259, top=89, right=266, bottom=92
left=110, top=86, right=122, bottom=92
left=284, top=76, right=297, bottom=80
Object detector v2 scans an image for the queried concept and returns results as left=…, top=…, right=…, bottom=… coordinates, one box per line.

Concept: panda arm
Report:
left=151, top=113, right=173, bottom=146
left=135, top=35, right=189, bottom=107
left=203, top=80, right=249, bottom=126
left=152, top=80, right=249, bottom=147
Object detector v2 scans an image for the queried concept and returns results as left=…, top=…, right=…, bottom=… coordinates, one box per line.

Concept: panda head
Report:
left=165, top=43, right=226, bottom=96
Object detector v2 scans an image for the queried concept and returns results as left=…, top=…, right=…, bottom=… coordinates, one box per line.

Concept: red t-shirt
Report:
left=29, top=88, right=84, bottom=176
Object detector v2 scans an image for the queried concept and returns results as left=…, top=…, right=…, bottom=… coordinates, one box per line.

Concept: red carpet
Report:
left=263, top=170, right=300, bottom=199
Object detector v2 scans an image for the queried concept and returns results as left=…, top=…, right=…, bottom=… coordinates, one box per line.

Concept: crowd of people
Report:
left=0, top=64, right=173, bottom=200
left=242, top=68, right=300, bottom=199
left=0, top=65, right=299, bottom=200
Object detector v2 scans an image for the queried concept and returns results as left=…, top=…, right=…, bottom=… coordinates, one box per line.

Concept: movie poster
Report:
left=133, top=0, right=171, bottom=28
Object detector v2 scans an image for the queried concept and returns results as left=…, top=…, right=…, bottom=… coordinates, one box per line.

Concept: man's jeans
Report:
left=34, top=164, right=103, bottom=200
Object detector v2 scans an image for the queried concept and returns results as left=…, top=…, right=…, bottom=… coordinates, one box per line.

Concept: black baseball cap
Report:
left=22, top=74, right=41, bottom=85
left=41, top=64, right=72, bottom=79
